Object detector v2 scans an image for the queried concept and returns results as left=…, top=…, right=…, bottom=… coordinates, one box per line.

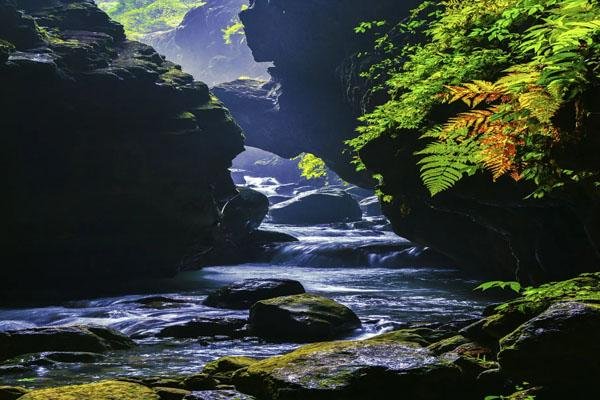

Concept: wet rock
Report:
left=203, top=279, right=305, bottom=310
left=249, top=293, right=361, bottom=342
left=359, top=196, right=382, bottom=216
left=154, top=387, right=191, bottom=400
left=0, top=386, right=28, bottom=400
left=0, top=325, right=135, bottom=361
left=157, top=317, right=248, bottom=339
left=184, top=390, right=255, bottom=400
left=232, top=330, right=464, bottom=400
left=42, top=351, right=105, bottom=363
left=19, top=380, right=159, bottom=400
left=269, top=188, right=362, bottom=224
left=132, top=296, right=191, bottom=309
left=498, top=301, right=600, bottom=388
left=247, top=230, right=298, bottom=245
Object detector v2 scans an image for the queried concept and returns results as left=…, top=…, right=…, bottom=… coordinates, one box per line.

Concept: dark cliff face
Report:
left=0, top=0, right=245, bottom=301
left=225, top=0, right=600, bottom=282
left=213, top=0, right=420, bottom=186
left=146, top=0, right=269, bottom=86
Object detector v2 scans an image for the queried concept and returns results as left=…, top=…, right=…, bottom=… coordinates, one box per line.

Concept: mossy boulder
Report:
left=19, top=380, right=159, bottom=400
left=203, top=279, right=306, bottom=310
left=0, top=386, right=29, bottom=400
left=231, top=331, right=464, bottom=400
left=202, top=356, right=258, bottom=384
left=249, top=294, right=361, bottom=342
left=0, top=325, right=135, bottom=361
left=461, top=272, right=600, bottom=345
left=498, top=301, right=600, bottom=389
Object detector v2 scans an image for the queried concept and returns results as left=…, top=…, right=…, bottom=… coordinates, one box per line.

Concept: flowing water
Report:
left=0, top=223, right=492, bottom=388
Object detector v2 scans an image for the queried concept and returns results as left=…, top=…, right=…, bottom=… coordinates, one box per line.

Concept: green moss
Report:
left=96, top=0, right=207, bottom=39
left=203, top=356, right=258, bottom=377
left=427, top=335, right=470, bottom=355
left=19, top=381, right=159, bottom=400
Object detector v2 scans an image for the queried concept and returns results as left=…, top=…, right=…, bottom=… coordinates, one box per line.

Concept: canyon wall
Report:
left=0, top=0, right=245, bottom=301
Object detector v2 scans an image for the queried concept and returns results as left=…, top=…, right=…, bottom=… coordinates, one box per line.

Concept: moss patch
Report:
left=19, top=381, right=159, bottom=400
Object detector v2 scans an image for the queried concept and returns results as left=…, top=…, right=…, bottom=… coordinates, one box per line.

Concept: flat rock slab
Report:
left=233, top=331, right=461, bottom=400
left=203, top=279, right=305, bottom=310
left=18, top=381, right=159, bottom=400
left=0, top=325, right=135, bottom=361
left=157, top=317, right=248, bottom=339
left=249, top=293, right=361, bottom=342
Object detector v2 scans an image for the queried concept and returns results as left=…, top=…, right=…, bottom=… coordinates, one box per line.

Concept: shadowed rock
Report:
left=203, top=279, right=305, bottom=310
left=157, top=318, right=248, bottom=339
left=0, top=325, right=135, bottom=362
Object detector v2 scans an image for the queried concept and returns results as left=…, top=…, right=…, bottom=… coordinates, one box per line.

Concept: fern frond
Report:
left=416, top=138, right=480, bottom=195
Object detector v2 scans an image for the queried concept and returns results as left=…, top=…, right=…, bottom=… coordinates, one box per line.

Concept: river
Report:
left=0, top=223, right=491, bottom=388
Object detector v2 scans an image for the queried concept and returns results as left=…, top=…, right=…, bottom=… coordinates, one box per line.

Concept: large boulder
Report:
left=269, top=188, right=362, bottom=224
left=249, top=294, right=361, bottom=342
left=157, top=317, right=248, bottom=339
left=220, top=188, right=269, bottom=238
left=203, top=279, right=306, bottom=309
left=498, top=301, right=600, bottom=389
left=18, top=380, right=159, bottom=400
left=461, top=272, right=600, bottom=345
left=231, top=330, right=466, bottom=400
left=0, top=325, right=135, bottom=361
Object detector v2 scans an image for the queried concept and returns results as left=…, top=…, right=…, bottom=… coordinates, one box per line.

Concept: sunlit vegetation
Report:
left=96, top=0, right=206, bottom=38
left=222, top=4, right=248, bottom=44
left=295, top=153, right=328, bottom=180
left=349, top=0, right=600, bottom=197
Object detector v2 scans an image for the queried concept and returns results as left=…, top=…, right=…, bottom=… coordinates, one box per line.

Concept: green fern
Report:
left=416, top=133, right=480, bottom=195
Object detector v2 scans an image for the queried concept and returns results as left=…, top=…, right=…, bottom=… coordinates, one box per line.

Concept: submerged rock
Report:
left=19, top=380, right=159, bottom=400
left=249, top=293, right=361, bottom=342
left=232, top=330, right=464, bottom=400
left=157, top=317, right=248, bottom=339
left=203, top=279, right=306, bottom=310
left=184, top=390, right=255, bottom=400
left=269, top=188, right=362, bottom=224
left=0, top=325, right=135, bottom=361
left=498, top=301, right=600, bottom=388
